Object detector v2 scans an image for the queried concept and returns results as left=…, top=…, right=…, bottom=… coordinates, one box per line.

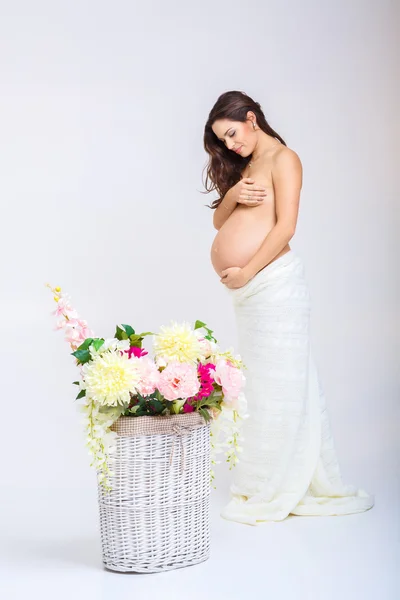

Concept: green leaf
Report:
left=137, top=397, right=147, bottom=410
left=171, top=399, right=185, bottom=414
left=199, top=407, right=211, bottom=422
left=205, top=333, right=218, bottom=343
left=194, top=320, right=218, bottom=344
left=92, top=338, right=105, bottom=352
left=155, top=390, right=165, bottom=402
left=71, top=349, right=91, bottom=364
left=114, top=325, right=124, bottom=340
left=75, top=337, right=94, bottom=351
left=72, top=381, right=80, bottom=386
left=128, top=331, right=155, bottom=348
left=75, top=389, right=86, bottom=400
left=121, top=324, right=135, bottom=337
left=72, top=337, right=105, bottom=364
left=129, top=334, right=143, bottom=346
left=148, top=398, right=165, bottom=414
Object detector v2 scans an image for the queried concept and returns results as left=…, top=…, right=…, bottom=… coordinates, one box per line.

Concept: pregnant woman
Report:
left=203, top=90, right=374, bottom=525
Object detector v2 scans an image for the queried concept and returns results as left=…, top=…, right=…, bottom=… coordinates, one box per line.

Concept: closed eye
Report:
left=219, top=130, right=235, bottom=144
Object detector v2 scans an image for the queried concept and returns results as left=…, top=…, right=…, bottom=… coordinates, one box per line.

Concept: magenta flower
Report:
left=125, top=346, right=148, bottom=359
left=186, top=362, right=216, bottom=404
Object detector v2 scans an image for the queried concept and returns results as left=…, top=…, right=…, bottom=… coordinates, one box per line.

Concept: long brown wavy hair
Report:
left=202, top=90, right=286, bottom=209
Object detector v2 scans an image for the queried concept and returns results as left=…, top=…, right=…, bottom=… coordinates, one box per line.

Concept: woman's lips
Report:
left=234, top=145, right=243, bottom=154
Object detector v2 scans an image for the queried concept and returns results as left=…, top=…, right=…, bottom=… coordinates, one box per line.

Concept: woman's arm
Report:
left=213, top=186, right=238, bottom=230
left=242, top=148, right=303, bottom=280
left=213, top=177, right=267, bottom=230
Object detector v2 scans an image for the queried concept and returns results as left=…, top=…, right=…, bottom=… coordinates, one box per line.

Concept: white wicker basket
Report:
left=97, top=411, right=211, bottom=573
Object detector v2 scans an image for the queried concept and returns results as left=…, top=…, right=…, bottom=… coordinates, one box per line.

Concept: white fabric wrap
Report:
left=221, top=250, right=374, bottom=525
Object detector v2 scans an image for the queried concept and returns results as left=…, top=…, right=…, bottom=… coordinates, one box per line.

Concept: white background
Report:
left=0, top=1, right=399, bottom=598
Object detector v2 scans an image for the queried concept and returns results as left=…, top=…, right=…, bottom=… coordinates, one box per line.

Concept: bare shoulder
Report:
left=272, top=145, right=302, bottom=172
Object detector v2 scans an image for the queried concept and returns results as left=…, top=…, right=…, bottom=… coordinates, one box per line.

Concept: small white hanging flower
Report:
left=80, top=400, right=123, bottom=491
left=209, top=399, right=248, bottom=488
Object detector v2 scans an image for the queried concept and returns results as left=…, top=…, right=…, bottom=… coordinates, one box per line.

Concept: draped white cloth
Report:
left=221, top=250, right=374, bottom=525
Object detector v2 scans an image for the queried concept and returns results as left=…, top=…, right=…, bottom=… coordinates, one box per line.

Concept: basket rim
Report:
left=110, top=409, right=212, bottom=436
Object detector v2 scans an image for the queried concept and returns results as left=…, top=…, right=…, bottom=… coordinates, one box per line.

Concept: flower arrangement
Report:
left=46, top=284, right=248, bottom=491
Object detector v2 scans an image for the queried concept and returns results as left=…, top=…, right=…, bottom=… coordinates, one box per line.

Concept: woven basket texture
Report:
left=98, top=411, right=211, bottom=572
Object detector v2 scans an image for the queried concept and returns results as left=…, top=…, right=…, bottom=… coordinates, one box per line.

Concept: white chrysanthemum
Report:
left=89, top=338, right=130, bottom=360
left=82, top=350, right=140, bottom=407
left=153, top=321, right=202, bottom=364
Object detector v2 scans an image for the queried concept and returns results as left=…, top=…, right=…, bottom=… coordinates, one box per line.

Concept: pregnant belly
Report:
left=210, top=207, right=275, bottom=276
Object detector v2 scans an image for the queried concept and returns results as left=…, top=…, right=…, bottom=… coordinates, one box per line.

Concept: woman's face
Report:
left=211, top=117, right=256, bottom=157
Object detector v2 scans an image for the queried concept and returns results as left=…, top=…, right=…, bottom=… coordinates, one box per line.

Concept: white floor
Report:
left=1, top=458, right=399, bottom=600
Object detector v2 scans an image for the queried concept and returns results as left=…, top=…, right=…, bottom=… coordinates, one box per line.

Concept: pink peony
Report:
left=158, top=361, right=200, bottom=401
left=132, top=356, right=160, bottom=396
left=212, top=359, right=245, bottom=399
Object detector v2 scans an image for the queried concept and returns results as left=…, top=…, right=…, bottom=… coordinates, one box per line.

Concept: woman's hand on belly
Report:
left=220, top=266, right=251, bottom=289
